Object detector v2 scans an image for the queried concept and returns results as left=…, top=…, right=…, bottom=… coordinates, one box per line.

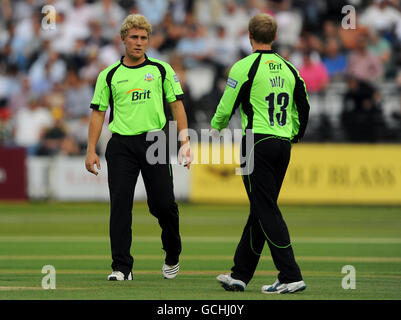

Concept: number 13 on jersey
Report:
left=265, top=92, right=290, bottom=127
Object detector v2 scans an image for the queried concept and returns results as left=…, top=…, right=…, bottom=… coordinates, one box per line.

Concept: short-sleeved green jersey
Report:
left=211, top=50, right=310, bottom=142
left=90, top=55, right=184, bottom=135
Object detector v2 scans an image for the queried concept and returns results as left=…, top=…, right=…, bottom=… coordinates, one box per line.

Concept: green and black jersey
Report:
left=90, top=55, right=184, bottom=135
left=211, top=49, right=310, bottom=142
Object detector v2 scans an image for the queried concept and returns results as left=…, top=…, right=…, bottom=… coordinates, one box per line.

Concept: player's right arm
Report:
left=85, top=70, right=110, bottom=175
left=86, top=110, right=106, bottom=175
left=211, top=61, right=248, bottom=131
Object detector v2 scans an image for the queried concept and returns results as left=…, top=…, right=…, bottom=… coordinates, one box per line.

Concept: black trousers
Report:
left=105, top=133, right=181, bottom=275
left=231, top=135, right=302, bottom=284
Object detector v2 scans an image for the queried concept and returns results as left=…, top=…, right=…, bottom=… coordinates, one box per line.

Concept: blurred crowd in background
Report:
left=0, top=0, right=401, bottom=157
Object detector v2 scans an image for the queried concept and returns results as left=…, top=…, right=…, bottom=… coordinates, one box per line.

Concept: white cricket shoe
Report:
left=107, top=271, right=133, bottom=281
left=261, top=279, right=306, bottom=294
left=216, top=274, right=246, bottom=292
left=162, top=263, right=179, bottom=279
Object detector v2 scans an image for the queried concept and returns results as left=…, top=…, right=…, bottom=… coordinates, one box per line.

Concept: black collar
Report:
left=120, top=54, right=149, bottom=69
left=254, top=50, right=274, bottom=54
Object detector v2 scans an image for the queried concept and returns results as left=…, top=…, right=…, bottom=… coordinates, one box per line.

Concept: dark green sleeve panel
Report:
left=276, top=55, right=310, bottom=142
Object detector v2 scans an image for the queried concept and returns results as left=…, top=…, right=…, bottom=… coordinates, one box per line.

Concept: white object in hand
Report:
left=210, top=128, right=220, bottom=139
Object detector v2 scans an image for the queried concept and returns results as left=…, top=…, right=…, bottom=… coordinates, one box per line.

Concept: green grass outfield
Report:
left=0, top=202, right=400, bottom=300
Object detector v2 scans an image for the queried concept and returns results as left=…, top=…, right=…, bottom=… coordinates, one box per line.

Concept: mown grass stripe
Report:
left=1, top=236, right=401, bottom=244
left=1, top=255, right=401, bottom=263
left=0, top=286, right=87, bottom=291
left=0, top=269, right=400, bottom=280
left=0, top=286, right=44, bottom=291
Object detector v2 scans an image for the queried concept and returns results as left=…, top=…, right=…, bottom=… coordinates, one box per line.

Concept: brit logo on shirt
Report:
left=265, top=60, right=282, bottom=72
left=144, top=73, right=154, bottom=82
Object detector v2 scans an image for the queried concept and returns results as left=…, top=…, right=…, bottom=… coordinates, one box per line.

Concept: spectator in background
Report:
left=319, top=0, right=349, bottom=24
left=36, top=118, right=68, bottom=156
left=245, top=0, right=267, bottom=16
left=7, top=75, right=32, bottom=114
left=146, top=28, right=167, bottom=61
left=36, top=118, right=80, bottom=156
left=65, top=0, right=93, bottom=41
left=277, top=45, right=292, bottom=61
left=0, top=0, right=400, bottom=148
left=13, top=95, right=54, bottom=155
left=10, top=0, right=37, bottom=21
left=0, top=64, right=21, bottom=105
left=13, top=3, right=38, bottom=37
left=322, top=38, right=347, bottom=81
left=288, top=33, right=322, bottom=69
left=269, top=0, right=303, bottom=48
left=322, top=20, right=338, bottom=40
left=292, top=0, right=326, bottom=32
left=46, top=0, right=73, bottom=15
left=392, top=69, right=401, bottom=123
left=67, top=114, right=91, bottom=154
left=86, top=20, right=109, bottom=49
left=42, top=11, right=76, bottom=55
left=64, top=70, right=93, bottom=120
left=341, top=76, right=386, bottom=142
left=0, top=0, right=12, bottom=22
left=347, top=31, right=383, bottom=83
left=171, top=0, right=196, bottom=25
left=368, top=29, right=393, bottom=78
left=396, top=16, right=401, bottom=44
left=194, top=0, right=225, bottom=27
left=1, top=20, right=24, bottom=69
left=359, top=0, right=401, bottom=38
left=92, top=0, right=125, bottom=41
left=136, top=0, right=168, bottom=25
left=69, top=39, right=89, bottom=71
left=217, top=0, right=249, bottom=41
left=176, top=20, right=211, bottom=68
left=158, top=14, right=185, bottom=53
left=206, top=25, right=238, bottom=92
left=44, top=81, right=66, bottom=123
left=28, top=48, right=66, bottom=95
left=299, top=47, right=331, bottom=140
left=0, top=98, right=12, bottom=146
left=98, top=34, right=123, bottom=66
left=299, top=50, right=329, bottom=93
left=397, top=68, right=401, bottom=102
left=23, top=12, right=43, bottom=70
left=390, top=69, right=401, bottom=140
left=6, top=17, right=30, bottom=71
left=79, top=46, right=103, bottom=84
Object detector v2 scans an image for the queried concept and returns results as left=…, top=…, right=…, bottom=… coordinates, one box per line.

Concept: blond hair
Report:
left=120, top=14, right=152, bottom=40
left=248, top=13, right=277, bottom=44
